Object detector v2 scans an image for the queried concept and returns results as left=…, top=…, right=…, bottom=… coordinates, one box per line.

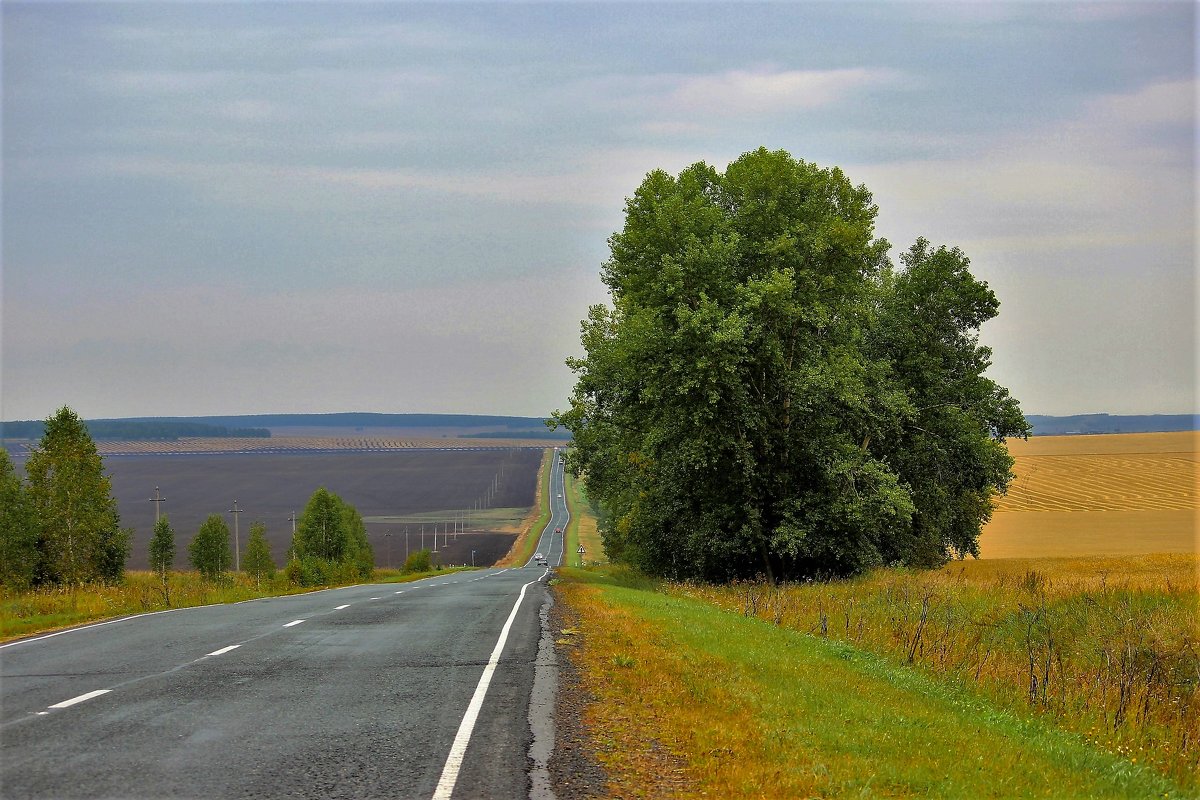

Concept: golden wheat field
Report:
left=981, top=431, right=1198, bottom=558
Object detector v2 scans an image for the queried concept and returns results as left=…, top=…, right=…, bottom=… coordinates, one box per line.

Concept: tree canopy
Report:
left=188, top=514, right=232, bottom=581
left=0, top=448, right=37, bottom=589
left=292, top=487, right=373, bottom=581
left=243, top=521, right=276, bottom=582
left=149, top=515, right=176, bottom=576
left=554, top=148, right=1028, bottom=582
left=24, top=407, right=129, bottom=585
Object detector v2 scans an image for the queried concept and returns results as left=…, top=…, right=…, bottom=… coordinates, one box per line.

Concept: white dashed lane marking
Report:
left=335, top=604, right=350, bottom=610
left=283, top=620, right=305, bottom=628
left=48, top=690, right=111, bottom=709
left=207, top=645, right=240, bottom=656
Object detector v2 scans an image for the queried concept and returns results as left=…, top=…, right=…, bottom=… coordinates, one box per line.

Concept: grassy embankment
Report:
left=0, top=565, right=467, bottom=644
left=563, top=469, right=604, bottom=568
left=555, top=430, right=1198, bottom=795
left=496, top=447, right=553, bottom=566
left=558, top=561, right=1193, bottom=798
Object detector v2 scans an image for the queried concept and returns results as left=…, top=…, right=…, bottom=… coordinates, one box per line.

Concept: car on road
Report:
left=534, top=553, right=546, bottom=565
left=554, top=527, right=562, bottom=534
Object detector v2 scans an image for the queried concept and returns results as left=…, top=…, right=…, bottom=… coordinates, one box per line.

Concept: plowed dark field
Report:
left=89, top=449, right=543, bottom=569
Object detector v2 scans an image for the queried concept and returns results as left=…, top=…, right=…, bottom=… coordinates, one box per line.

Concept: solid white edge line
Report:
left=0, top=606, right=196, bottom=650
left=48, top=689, right=111, bottom=709
left=431, top=569, right=547, bottom=800
left=0, top=582, right=375, bottom=651
left=283, top=619, right=305, bottom=628
left=207, top=644, right=241, bottom=656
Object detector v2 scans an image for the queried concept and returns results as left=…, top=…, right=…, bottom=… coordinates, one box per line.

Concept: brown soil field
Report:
left=981, top=431, right=1197, bottom=558
left=8, top=449, right=544, bottom=571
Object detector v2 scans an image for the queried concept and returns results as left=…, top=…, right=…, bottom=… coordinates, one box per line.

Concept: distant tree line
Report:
left=462, top=430, right=571, bottom=440
left=0, top=420, right=270, bottom=441
left=1026, top=414, right=1197, bottom=435
left=117, top=412, right=553, bottom=430
left=0, top=406, right=374, bottom=593
left=554, top=148, right=1029, bottom=583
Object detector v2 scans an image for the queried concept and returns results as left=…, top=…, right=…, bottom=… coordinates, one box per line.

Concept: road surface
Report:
left=0, top=451, right=571, bottom=799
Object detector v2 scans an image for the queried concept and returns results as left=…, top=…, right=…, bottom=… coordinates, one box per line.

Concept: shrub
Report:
left=404, top=549, right=432, bottom=574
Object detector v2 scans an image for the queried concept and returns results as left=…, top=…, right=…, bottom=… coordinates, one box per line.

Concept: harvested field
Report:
left=8, top=448, right=544, bottom=570
left=2, top=437, right=557, bottom=456
left=982, top=432, right=1197, bottom=558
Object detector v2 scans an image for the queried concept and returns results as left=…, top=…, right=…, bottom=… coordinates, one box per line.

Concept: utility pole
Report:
left=405, top=525, right=410, bottom=562
left=149, top=486, right=167, bottom=524
left=229, top=501, right=244, bottom=571
left=384, top=531, right=392, bottom=569
left=287, top=511, right=297, bottom=557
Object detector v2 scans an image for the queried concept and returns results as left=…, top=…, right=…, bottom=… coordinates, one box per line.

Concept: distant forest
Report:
left=1026, top=414, right=1197, bottom=435
left=0, top=412, right=565, bottom=442
left=1, top=420, right=271, bottom=441
left=166, top=412, right=559, bottom=430
left=2, top=412, right=1191, bottom=442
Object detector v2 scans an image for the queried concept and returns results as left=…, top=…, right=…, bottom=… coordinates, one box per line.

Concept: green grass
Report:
left=364, top=507, right=528, bottom=530
left=0, top=565, right=468, bottom=643
left=558, top=566, right=1186, bottom=799
left=563, top=469, right=604, bottom=567
left=499, top=448, right=553, bottom=566
left=564, top=470, right=581, bottom=566
left=683, top=554, right=1199, bottom=790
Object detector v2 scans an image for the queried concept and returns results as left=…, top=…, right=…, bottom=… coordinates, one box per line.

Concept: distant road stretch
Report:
left=1, top=451, right=571, bottom=799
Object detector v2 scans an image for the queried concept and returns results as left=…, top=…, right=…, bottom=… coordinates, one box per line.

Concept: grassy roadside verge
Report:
left=496, top=447, right=553, bottom=567
left=563, top=470, right=603, bottom=567
left=0, top=565, right=468, bottom=644
left=555, top=566, right=1184, bottom=798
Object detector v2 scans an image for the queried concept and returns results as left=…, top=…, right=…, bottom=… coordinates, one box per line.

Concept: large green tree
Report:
left=554, top=148, right=1027, bottom=582
left=24, top=407, right=129, bottom=585
left=0, top=448, right=37, bottom=589
left=188, top=514, right=232, bottom=581
left=293, top=488, right=373, bottom=580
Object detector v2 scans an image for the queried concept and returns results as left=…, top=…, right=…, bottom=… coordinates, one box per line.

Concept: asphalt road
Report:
left=0, top=450, right=572, bottom=799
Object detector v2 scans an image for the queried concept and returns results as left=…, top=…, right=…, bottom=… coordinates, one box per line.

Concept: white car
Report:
left=534, top=553, right=546, bottom=565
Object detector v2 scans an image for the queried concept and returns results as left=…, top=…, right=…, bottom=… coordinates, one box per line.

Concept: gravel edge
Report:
left=547, top=584, right=609, bottom=799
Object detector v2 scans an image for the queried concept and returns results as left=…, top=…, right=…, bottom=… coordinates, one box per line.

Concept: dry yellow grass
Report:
left=982, top=432, right=1197, bottom=559
left=685, top=553, right=1200, bottom=789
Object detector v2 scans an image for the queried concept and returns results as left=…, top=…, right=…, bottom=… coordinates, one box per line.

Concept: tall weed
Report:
left=679, top=554, right=1199, bottom=789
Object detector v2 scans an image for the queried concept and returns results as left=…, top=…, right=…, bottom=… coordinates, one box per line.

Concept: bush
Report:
left=403, top=549, right=432, bottom=574
left=285, top=556, right=335, bottom=587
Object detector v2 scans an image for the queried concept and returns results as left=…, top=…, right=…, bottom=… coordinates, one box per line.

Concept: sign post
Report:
left=577, top=544, right=585, bottom=567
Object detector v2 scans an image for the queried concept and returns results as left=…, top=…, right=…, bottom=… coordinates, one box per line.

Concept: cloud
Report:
left=78, top=143, right=734, bottom=213
left=849, top=77, right=1195, bottom=251
left=667, top=67, right=903, bottom=115
left=845, top=77, right=1195, bottom=415
left=2, top=271, right=603, bottom=418
left=1085, top=77, right=1194, bottom=127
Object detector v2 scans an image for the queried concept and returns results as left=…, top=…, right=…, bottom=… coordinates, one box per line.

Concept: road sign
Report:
left=577, top=545, right=585, bottom=554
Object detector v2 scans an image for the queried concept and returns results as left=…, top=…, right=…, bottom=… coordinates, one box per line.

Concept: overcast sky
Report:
left=2, top=2, right=1194, bottom=420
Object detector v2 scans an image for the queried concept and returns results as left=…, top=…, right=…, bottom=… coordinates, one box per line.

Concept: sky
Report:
left=2, top=2, right=1195, bottom=420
